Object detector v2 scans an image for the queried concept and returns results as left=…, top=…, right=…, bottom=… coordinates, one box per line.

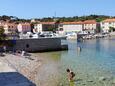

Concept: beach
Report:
left=0, top=53, right=42, bottom=86
left=0, top=52, right=62, bottom=86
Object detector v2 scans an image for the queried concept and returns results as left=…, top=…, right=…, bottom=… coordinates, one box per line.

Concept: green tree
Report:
left=0, top=27, right=6, bottom=46
left=109, top=27, right=115, bottom=32
left=0, top=26, right=6, bottom=40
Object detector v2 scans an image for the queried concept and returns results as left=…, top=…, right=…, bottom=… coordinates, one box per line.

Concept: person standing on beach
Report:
left=3, top=46, right=6, bottom=53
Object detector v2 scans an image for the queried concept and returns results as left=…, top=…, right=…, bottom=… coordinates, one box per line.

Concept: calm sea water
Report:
left=35, top=37, right=115, bottom=86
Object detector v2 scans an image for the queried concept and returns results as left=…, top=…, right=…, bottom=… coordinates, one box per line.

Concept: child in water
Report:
left=66, top=68, right=75, bottom=81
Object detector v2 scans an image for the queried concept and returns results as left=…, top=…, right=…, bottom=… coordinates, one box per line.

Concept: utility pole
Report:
left=53, top=11, right=57, bottom=22
left=53, top=12, right=57, bottom=33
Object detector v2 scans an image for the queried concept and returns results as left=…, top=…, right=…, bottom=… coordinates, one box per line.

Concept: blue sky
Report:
left=0, top=0, right=115, bottom=19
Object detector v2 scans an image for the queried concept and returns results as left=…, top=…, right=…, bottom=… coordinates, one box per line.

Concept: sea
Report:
left=35, top=37, right=115, bottom=86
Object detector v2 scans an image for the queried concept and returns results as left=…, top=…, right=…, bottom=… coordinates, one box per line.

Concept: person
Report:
left=3, top=46, right=6, bottom=53
left=70, top=72, right=75, bottom=80
left=66, top=68, right=71, bottom=81
left=66, top=68, right=75, bottom=82
left=21, top=50, right=25, bottom=56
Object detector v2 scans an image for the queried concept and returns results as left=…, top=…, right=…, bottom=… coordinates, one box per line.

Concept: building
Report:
left=3, top=23, right=17, bottom=34
left=101, top=18, right=115, bottom=33
left=33, top=23, right=43, bottom=33
left=83, top=20, right=97, bottom=34
left=58, top=21, right=83, bottom=35
left=17, top=23, right=31, bottom=33
left=33, top=22, right=58, bottom=33
left=0, top=20, right=5, bottom=26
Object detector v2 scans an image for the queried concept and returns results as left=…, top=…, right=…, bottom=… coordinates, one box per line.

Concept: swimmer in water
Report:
left=66, top=68, right=75, bottom=81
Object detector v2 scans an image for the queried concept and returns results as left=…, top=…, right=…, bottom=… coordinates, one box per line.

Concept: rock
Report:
left=86, top=74, right=89, bottom=77
left=99, top=77, right=106, bottom=81
left=59, top=83, right=63, bottom=86
left=93, top=82, right=96, bottom=84
left=82, top=83, right=86, bottom=85
left=87, top=80, right=94, bottom=82
left=76, top=78, right=83, bottom=81
left=112, top=78, right=115, bottom=84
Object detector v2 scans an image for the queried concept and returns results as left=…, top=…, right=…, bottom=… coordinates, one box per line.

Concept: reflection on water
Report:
left=35, top=38, right=115, bottom=86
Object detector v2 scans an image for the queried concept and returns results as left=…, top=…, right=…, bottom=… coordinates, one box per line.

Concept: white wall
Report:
left=84, top=24, right=96, bottom=30
left=63, top=24, right=82, bottom=32
left=4, top=24, right=9, bottom=34
left=83, top=24, right=96, bottom=34
left=101, top=22, right=115, bottom=33
left=34, top=24, right=43, bottom=33
left=17, top=24, right=22, bottom=33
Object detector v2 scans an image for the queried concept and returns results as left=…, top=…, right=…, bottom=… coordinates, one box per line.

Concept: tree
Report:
left=109, top=27, right=115, bottom=32
left=0, top=27, right=6, bottom=46
left=0, top=26, right=6, bottom=40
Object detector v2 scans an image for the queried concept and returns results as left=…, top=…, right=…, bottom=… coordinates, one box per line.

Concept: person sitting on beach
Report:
left=66, top=68, right=75, bottom=81
left=21, top=50, right=25, bottom=56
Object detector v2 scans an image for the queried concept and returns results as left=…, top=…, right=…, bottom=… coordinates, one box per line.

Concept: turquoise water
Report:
left=35, top=37, right=115, bottom=86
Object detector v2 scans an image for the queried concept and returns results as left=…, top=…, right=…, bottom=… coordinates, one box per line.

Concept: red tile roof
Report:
left=102, top=18, right=115, bottom=22
left=19, top=23, right=30, bottom=25
left=5, top=23, right=17, bottom=26
left=41, top=22, right=55, bottom=24
left=83, top=20, right=97, bottom=24
left=62, top=21, right=83, bottom=25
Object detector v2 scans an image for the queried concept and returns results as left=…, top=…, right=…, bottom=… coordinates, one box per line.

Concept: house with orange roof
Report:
left=33, top=22, right=58, bottom=33
left=58, top=21, right=83, bottom=35
left=83, top=20, right=97, bottom=34
left=3, top=23, right=17, bottom=34
left=0, top=22, right=32, bottom=39
left=101, top=18, right=115, bottom=33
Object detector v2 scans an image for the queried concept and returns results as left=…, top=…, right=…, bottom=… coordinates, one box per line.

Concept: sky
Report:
left=0, top=0, right=115, bottom=19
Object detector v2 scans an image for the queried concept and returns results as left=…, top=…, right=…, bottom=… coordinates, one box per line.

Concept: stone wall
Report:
left=13, top=37, right=62, bottom=52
